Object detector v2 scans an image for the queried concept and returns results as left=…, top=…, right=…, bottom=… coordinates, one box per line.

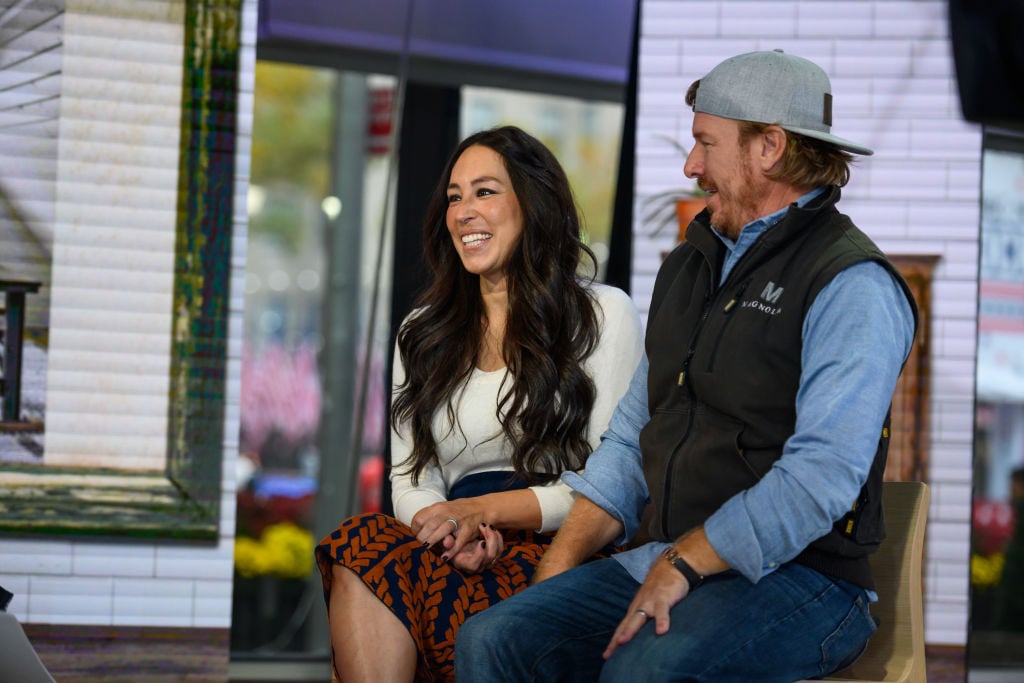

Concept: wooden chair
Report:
left=802, top=480, right=930, bottom=683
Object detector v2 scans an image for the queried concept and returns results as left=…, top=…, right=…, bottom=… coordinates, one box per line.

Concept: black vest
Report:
left=640, top=187, right=919, bottom=589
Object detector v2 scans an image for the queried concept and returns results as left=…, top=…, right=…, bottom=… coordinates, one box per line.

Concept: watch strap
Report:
left=661, top=546, right=704, bottom=590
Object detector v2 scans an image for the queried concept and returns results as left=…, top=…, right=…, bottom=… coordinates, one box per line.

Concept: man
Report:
left=455, top=50, right=919, bottom=682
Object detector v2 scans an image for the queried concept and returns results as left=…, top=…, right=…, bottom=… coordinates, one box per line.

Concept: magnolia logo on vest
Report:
left=741, top=281, right=784, bottom=316
left=761, top=282, right=784, bottom=303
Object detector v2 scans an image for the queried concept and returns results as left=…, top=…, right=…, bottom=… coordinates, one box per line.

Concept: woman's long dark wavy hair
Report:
left=391, top=126, right=601, bottom=486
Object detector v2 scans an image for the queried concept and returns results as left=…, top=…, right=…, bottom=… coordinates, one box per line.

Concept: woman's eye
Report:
left=477, top=188, right=495, bottom=197
left=447, top=194, right=460, bottom=203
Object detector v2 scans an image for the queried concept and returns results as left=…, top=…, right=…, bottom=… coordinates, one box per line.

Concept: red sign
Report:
left=368, top=88, right=393, bottom=155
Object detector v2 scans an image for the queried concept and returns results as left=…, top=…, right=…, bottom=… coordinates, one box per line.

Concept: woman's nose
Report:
left=454, top=199, right=476, bottom=223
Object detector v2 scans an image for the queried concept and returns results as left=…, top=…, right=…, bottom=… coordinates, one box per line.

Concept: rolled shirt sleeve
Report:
left=563, top=354, right=652, bottom=546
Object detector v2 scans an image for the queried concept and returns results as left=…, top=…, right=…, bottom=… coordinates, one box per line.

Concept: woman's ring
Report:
left=635, top=609, right=650, bottom=619
left=445, top=517, right=459, bottom=534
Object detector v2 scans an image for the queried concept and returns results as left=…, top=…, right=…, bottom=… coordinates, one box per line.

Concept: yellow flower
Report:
left=234, top=522, right=315, bottom=579
left=971, top=552, right=1005, bottom=588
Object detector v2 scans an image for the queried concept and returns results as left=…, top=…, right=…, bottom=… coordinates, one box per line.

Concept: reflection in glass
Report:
left=232, top=62, right=392, bottom=655
left=970, top=130, right=1024, bottom=669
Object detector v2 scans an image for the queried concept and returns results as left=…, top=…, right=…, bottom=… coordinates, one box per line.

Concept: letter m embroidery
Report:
left=761, top=281, right=784, bottom=304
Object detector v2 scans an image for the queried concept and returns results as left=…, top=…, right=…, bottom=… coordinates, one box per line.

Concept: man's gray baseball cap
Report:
left=693, top=49, right=873, bottom=156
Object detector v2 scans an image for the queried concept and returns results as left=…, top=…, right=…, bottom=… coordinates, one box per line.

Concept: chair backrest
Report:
left=825, top=480, right=930, bottom=683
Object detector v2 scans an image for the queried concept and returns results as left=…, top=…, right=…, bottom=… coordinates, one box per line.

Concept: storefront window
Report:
left=232, top=61, right=393, bottom=658
left=970, top=129, right=1024, bottom=665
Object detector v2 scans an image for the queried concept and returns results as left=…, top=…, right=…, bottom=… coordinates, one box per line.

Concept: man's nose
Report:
left=684, top=150, right=702, bottom=178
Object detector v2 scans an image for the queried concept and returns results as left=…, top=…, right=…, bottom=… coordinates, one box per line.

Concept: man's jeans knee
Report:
left=455, top=559, right=636, bottom=682
left=458, top=560, right=875, bottom=683
left=599, top=564, right=876, bottom=683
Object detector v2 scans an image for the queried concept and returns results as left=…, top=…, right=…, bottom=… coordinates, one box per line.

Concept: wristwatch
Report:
left=661, top=546, right=704, bottom=590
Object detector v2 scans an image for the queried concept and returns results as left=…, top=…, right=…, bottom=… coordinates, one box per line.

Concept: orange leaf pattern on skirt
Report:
left=316, top=513, right=555, bottom=683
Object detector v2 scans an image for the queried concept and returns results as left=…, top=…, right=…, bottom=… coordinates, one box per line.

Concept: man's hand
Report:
left=603, top=527, right=727, bottom=660
left=602, top=552, right=690, bottom=659
left=450, top=524, right=505, bottom=573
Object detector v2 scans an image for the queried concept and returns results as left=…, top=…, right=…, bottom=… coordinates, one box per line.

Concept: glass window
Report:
left=970, top=129, right=1024, bottom=664
left=232, top=61, right=393, bottom=660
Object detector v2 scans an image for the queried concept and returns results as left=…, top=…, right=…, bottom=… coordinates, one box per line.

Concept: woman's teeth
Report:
left=462, top=233, right=491, bottom=246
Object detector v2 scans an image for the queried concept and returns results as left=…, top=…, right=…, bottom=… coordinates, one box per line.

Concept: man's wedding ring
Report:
left=445, top=517, right=459, bottom=534
left=635, top=609, right=650, bottom=619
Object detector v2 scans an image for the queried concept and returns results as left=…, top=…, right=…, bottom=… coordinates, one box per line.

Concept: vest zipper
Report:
left=722, top=279, right=751, bottom=313
left=662, top=364, right=697, bottom=539
left=676, top=271, right=716, bottom=387
left=664, top=284, right=714, bottom=538
left=706, top=278, right=751, bottom=371
left=665, top=278, right=755, bottom=535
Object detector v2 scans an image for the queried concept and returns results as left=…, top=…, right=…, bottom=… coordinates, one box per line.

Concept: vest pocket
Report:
left=655, top=403, right=776, bottom=538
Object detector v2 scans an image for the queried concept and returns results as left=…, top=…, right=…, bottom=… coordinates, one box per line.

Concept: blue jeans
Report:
left=455, top=557, right=876, bottom=682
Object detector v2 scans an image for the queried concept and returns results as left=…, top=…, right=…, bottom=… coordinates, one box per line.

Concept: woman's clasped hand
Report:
left=412, top=502, right=505, bottom=572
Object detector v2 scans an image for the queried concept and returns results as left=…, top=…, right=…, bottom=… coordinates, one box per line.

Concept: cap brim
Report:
left=783, top=125, right=874, bottom=156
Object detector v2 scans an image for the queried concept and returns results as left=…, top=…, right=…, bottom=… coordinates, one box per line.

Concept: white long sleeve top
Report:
left=389, top=283, right=644, bottom=533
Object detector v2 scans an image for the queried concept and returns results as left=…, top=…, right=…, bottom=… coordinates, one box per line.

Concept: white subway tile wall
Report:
left=1, top=0, right=255, bottom=629
left=42, top=0, right=185, bottom=471
left=632, top=0, right=975, bottom=645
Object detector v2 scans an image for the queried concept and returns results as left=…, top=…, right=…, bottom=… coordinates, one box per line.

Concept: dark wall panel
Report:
left=257, top=0, right=635, bottom=100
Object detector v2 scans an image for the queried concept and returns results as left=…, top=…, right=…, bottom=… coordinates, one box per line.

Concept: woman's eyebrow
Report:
left=448, top=175, right=503, bottom=190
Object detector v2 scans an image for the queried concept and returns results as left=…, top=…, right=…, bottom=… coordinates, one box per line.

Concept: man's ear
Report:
left=759, top=126, right=787, bottom=171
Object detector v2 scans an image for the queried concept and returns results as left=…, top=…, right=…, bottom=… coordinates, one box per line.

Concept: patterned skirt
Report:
left=316, top=512, right=554, bottom=682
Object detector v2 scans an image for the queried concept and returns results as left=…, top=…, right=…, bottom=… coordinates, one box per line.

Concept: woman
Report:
left=315, top=126, right=643, bottom=682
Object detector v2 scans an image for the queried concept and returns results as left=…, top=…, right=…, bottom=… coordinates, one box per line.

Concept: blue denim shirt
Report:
left=564, top=189, right=916, bottom=585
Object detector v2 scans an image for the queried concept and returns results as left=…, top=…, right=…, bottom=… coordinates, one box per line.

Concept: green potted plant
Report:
left=640, top=134, right=708, bottom=242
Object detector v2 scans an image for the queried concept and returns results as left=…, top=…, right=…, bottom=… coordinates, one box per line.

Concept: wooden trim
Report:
left=165, top=0, right=244, bottom=532
left=887, top=254, right=940, bottom=484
